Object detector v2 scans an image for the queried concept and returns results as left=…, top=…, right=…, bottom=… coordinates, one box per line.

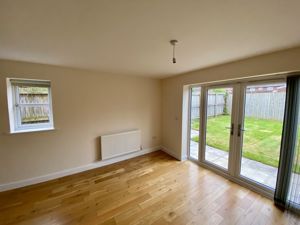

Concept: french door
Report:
left=189, top=79, right=286, bottom=193
left=202, top=85, right=236, bottom=171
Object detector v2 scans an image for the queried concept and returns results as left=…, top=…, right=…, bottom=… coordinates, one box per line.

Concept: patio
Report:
left=189, top=140, right=278, bottom=188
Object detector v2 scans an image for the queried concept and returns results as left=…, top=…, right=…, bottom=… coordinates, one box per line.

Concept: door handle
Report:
left=237, top=124, right=245, bottom=137
left=225, top=123, right=234, bottom=135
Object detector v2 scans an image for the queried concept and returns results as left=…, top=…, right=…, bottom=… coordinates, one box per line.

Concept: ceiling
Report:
left=1, top=0, right=300, bottom=78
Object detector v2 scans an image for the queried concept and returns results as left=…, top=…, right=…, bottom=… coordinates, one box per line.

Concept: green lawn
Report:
left=191, top=115, right=300, bottom=172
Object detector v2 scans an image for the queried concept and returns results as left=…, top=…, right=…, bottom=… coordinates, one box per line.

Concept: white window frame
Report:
left=7, top=78, right=54, bottom=133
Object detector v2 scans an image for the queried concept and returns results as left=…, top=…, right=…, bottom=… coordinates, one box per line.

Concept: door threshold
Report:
left=196, top=160, right=274, bottom=200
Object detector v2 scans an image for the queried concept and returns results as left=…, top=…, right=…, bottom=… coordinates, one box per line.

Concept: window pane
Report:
left=189, top=87, right=201, bottom=160
left=20, top=105, right=50, bottom=124
left=205, top=87, right=233, bottom=170
left=18, top=86, right=49, bottom=104
left=240, top=83, right=286, bottom=189
left=17, top=86, right=51, bottom=125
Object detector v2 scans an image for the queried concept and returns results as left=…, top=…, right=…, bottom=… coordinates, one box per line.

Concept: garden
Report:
left=191, top=115, right=300, bottom=173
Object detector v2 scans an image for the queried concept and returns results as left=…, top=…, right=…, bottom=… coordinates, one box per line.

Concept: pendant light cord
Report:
left=170, top=40, right=178, bottom=64
left=173, top=45, right=176, bottom=63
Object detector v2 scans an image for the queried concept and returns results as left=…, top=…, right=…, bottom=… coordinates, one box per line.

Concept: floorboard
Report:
left=0, top=151, right=299, bottom=225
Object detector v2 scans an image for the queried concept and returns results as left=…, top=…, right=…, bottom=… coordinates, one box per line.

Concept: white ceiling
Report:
left=1, top=0, right=300, bottom=78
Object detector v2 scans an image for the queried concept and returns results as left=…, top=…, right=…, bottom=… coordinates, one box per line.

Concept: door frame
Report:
left=187, top=77, right=286, bottom=198
left=201, top=84, right=238, bottom=175
left=234, top=79, right=286, bottom=192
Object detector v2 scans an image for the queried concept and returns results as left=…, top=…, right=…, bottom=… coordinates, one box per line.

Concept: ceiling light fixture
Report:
left=170, top=40, right=178, bottom=64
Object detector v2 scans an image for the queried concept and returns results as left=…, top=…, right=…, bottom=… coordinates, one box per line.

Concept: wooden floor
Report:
left=0, top=151, right=299, bottom=225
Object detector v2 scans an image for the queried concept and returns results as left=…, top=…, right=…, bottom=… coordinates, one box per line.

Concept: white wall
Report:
left=0, top=60, right=162, bottom=185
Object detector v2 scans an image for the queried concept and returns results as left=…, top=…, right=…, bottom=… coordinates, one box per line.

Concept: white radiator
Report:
left=100, top=130, right=141, bottom=160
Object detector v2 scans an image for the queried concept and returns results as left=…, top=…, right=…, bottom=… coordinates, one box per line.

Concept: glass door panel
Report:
left=189, top=87, right=201, bottom=160
left=204, top=87, right=233, bottom=170
left=240, top=82, right=286, bottom=189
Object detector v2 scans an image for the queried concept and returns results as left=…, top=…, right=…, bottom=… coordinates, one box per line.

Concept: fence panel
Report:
left=192, top=92, right=285, bottom=121
left=191, top=94, right=200, bottom=119
left=244, top=92, right=285, bottom=121
left=191, top=93, right=226, bottom=119
left=227, top=92, right=285, bottom=121
left=19, top=94, right=50, bottom=123
left=207, top=94, right=225, bottom=117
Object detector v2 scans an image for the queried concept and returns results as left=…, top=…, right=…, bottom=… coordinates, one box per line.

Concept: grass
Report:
left=191, top=115, right=300, bottom=172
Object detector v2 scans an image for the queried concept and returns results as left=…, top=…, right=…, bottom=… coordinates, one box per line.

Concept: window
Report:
left=7, top=78, right=54, bottom=133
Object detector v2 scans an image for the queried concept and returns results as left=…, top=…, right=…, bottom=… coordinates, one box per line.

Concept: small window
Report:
left=7, top=78, right=54, bottom=133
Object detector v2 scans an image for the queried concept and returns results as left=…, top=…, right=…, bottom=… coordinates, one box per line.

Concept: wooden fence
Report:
left=19, top=94, right=50, bottom=123
left=191, top=92, right=285, bottom=121
left=227, top=92, right=285, bottom=121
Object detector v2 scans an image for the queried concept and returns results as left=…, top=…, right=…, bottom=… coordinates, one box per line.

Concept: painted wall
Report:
left=0, top=60, right=162, bottom=184
left=162, top=47, right=300, bottom=159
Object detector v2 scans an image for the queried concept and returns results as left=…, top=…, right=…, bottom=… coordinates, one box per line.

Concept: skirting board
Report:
left=161, top=146, right=184, bottom=161
left=0, top=146, right=161, bottom=192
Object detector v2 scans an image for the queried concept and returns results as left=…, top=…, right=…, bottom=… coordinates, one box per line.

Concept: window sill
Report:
left=6, top=127, right=57, bottom=135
